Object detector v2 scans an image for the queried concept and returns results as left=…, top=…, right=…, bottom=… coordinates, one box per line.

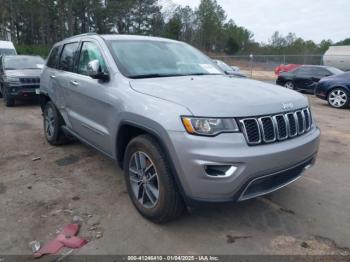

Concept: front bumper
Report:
left=5, top=85, right=39, bottom=99
left=168, top=126, right=320, bottom=203
left=314, top=86, right=327, bottom=100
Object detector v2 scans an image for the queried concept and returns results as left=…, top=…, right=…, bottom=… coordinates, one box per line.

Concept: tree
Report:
left=164, top=15, right=182, bottom=40
left=196, top=0, right=226, bottom=51
left=130, top=0, right=162, bottom=35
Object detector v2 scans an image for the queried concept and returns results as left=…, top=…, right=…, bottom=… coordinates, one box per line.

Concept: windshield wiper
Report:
left=184, top=73, right=223, bottom=76
left=129, top=73, right=187, bottom=79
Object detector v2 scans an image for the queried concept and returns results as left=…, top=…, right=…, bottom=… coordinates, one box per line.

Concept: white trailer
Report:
left=323, top=45, right=350, bottom=71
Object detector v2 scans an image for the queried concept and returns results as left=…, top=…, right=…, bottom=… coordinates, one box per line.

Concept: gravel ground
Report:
left=0, top=94, right=349, bottom=256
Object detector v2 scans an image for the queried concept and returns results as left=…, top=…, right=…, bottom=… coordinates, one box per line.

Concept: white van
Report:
left=0, top=41, right=17, bottom=56
left=323, top=46, right=350, bottom=71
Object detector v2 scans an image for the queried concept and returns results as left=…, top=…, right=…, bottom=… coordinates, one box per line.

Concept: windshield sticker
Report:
left=200, top=64, right=221, bottom=74
left=36, top=64, right=44, bottom=69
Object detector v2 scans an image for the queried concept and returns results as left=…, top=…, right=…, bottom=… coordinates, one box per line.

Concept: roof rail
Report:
left=64, top=32, right=98, bottom=41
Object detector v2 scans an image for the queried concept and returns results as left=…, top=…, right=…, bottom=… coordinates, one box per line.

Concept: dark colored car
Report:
left=315, top=72, right=350, bottom=109
left=213, top=59, right=247, bottom=78
left=276, top=65, right=344, bottom=93
left=0, top=55, right=45, bottom=106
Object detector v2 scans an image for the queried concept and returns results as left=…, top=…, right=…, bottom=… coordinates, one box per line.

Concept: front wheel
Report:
left=327, top=88, right=349, bottom=109
left=123, top=135, right=185, bottom=223
left=43, top=101, right=70, bottom=145
left=3, top=89, right=15, bottom=107
left=284, top=81, right=295, bottom=90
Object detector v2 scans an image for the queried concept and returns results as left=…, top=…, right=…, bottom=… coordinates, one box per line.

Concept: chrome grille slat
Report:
left=295, top=111, right=305, bottom=135
left=240, top=108, right=312, bottom=146
left=273, top=115, right=288, bottom=141
left=240, top=118, right=261, bottom=145
left=286, top=112, right=298, bottom=137
left=258, top=116, right=276, bottom=143
left=303, top=108, right=311, bottom=131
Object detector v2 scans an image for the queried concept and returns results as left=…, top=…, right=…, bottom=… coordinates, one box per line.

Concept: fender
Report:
left=116, top=115, right=190, bottom=202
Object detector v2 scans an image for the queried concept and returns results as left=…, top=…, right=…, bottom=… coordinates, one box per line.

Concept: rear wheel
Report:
left=284, top=81, right=295, bottom=90
left=327, top=88, right=349, bottom=109
left=123, top=135, right=185, bottom=223
left=0, top=84, right=3, bottom=98
left=43, top=101, right=70, bottom=145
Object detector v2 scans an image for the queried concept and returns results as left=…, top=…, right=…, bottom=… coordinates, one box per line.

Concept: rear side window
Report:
left=311, top=68, right=330, bottom=76
left=295, top=67, right=312, bottom=75
left=59, top=42, right=79, bottom=72
left=47, top=46, right=60, bottom=69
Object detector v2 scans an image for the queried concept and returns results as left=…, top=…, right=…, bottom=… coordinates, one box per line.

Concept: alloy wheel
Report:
left=284, top=82, right=294, bottom=89
left=45, top=107, right=55, bottom=139
left=329, top=89, right=348, bottom=108
left=129, top=151, right=159, bottom=209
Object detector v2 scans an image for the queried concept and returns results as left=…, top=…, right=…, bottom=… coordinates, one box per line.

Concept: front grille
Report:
left=240, top=108, right=312, bottom=146
left=19, top=78, right=40, bottom=84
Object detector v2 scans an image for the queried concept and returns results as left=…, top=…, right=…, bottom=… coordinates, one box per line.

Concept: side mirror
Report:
left=87, top=60, right=109, bottom=81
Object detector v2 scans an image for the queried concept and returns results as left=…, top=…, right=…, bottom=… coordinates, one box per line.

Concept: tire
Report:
left=0, top=85, right=3, bottom=99
left=123, top=134, right=185, bottom=223
left=327, top=88, right=349, bottom=109
left=3, top=88, right=15, bottom=107
left=43, top=101, right=70, bottom=145
left=284, top=81, right=295, bottom=90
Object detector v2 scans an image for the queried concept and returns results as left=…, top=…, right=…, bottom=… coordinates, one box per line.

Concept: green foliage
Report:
left=164, top=15, right=182, bottom=40
left=196, top=0, right=226, bottom=51
left=15, top=45, right=51, bottom=58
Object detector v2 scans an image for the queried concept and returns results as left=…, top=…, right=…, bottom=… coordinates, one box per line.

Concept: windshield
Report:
left=108, top=40, right=223, bottom=78
left=4, top=56, right=44, bottom=70
left=0, top=48, right=16, bottom=56
left=214, top=60, right=234, bottom=73
left=327, top=67, right=344, bottom=75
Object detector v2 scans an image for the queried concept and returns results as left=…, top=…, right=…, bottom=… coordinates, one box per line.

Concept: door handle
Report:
left=50, top=75, right=56, bottom=79
left=70, top=80, right=79, bottom=87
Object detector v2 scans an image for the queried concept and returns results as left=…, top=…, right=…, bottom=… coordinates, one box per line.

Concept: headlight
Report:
left=4, top=76, right=20, bottom=85
left=181, top=117, right=239, bottom=136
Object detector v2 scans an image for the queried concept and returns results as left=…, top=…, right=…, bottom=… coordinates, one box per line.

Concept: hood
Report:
left=5, top=69, right=42, bottom=78
left=130, top=75, right=308, bottom=117
left=320, top=71, right=350, bottom=83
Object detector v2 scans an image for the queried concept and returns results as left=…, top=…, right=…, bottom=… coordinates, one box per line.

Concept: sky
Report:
left=171, top=0, right=350, bottom=43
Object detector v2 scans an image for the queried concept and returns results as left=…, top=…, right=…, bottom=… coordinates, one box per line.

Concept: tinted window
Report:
left=47, top=46, right=61, bottom=69
left=311, top=68, right=330, bottom=76
left=59, top=42, right=79, bottom=72
left=327, top=67, right=344, bottom=75
left=294, top=67, right=313, bottom=75
left=4, top=56, right=45, bottom=70
left=77, top=42, right=107, bottom=76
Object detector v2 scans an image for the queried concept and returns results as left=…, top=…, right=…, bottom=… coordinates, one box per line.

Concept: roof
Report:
left=299, top=65, right=330, bottom=69
left=0, top=40, right=15, bottom=49
left=56, top=33, right=181, bottom=45
left=100, top=34, right=180, bottom=43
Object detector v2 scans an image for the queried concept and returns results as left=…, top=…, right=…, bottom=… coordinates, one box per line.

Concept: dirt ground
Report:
left=0, top=93, right=349, bottom=257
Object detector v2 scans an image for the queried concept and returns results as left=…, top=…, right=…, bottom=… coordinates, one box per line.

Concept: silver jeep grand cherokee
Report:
left=39, top=34, right=320, bottom=223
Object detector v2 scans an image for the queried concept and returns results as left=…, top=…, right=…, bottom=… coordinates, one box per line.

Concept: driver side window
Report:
left=77, top=42, right=107, bottom=76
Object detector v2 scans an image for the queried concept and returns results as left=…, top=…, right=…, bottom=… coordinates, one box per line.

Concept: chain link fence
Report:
left=211, top=55, right=327, bottom=80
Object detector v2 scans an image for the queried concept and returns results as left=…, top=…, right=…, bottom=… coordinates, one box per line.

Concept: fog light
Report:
left=205, top=165, right=237, bottom=178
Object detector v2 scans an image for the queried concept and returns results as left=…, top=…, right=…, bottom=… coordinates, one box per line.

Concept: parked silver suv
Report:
left=39, top=34, right=320, bottom=223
